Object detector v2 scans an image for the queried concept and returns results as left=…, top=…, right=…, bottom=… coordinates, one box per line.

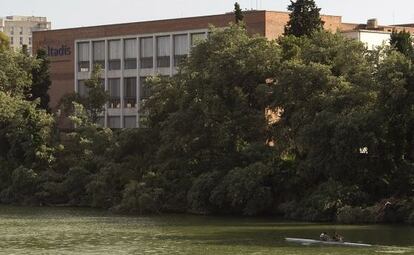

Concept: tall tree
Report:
left=390, top=30, right=414, bottom=58
left=30, top=48, right=52, bottom=111
left=0, top=32, right=9, bottom=52
left=284, top=0, right=325, bottom=37
left=234, top=2, right=244, bottom=24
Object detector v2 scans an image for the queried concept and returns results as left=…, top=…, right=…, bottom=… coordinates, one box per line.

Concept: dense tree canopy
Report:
left=390, top=30, right=414, bottom=59
left=0, top=32, right=9, bottom=52
left=29, top=48, right=52, bottom=111
left=0, top=22, right=413, bottom=223
left=284, top=0, right=325, bottom=37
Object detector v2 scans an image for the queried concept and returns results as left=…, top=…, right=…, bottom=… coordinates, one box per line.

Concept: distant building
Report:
left=342, top=18, right=414, bottom=50
left=32, top=11, right=414, bottom=129
left=0, top=16, right=51, bottom=52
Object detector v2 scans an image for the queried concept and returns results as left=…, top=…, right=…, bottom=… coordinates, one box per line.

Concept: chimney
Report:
left=367, top=18, right=378, bottom=29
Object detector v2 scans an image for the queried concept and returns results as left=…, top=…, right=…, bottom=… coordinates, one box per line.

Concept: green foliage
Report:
left=272, top=32, right=383, bottom=197
left=336, top=206, right=374, bottom=224
left=0, top=91, right=54, bottom=169
left=1, top=21, right=414, bottom=223
left=119, top=179, right=164, bottom=214
left=280, top=181, right=369, bottom=221
left=0, top=32, right=9, bottom=51
left=81, top=66, right=108, bottom=123
left=284, top=0, right=325, bottom=37
left=187, top=171, right=223, bottom=214
left=29, top=48, right=51, bottom=111
left=234, top=2, right=244, bottom=24
left=145, top=24, right=280, bottom=176
left=209, top=162, right=274, bottom=216
left=390, top=30, right=414, bottom=58
left=60, top=65, right=108, bottom=125
left=0, top=166, right=40, bottom=204
left=0, top=48, right=37, bottom=96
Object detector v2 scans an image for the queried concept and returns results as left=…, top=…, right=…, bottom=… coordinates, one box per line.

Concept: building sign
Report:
left=47, top=45, right=71, bottom=57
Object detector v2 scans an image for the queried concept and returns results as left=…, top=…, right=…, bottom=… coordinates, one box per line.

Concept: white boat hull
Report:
left=285, top=238, right=373, bottom=247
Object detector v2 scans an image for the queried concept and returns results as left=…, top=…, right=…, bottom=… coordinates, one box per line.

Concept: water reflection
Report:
left=0, top=206, right=412, bottom=255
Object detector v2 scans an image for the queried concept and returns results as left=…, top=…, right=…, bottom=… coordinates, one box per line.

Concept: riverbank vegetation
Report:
left=1, top=5, right=414, bottom=224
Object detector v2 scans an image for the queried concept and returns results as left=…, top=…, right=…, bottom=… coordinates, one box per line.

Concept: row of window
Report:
left=9, top=37, right=31, bottom=45
left=97, top=115, right=137, bottom=129
left=78, top=77, right=150, bottom=109
left=77, top=32, right=206, bottom=72
left=9, top=27, right=26, bottom=35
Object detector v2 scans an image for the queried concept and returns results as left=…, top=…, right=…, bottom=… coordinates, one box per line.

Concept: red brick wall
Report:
left=265, top=11, right=343, bottom=40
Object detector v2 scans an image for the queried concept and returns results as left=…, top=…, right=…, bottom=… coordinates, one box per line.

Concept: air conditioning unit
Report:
left=367, top=19, right=378, bottom=29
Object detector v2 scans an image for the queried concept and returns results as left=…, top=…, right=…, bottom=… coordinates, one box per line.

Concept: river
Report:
left=0, top=205, right=413, bottom=254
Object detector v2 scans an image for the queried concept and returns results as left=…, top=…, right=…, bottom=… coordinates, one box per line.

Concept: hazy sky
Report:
left=1, top=0, right=413, bottom=29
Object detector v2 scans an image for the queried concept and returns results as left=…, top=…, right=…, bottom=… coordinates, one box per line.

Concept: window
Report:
left=124, top=77, right=137, bottom=108
left=124, top=39, right=137, bottom=69
left=78, top=42, right=90, bottom=72
left=108, top=40, right=121, bottom=70
left=19, top=37, right=23, bottom=45
left=10, top=37, right=13, bottom=45
left=157, top=36, right=170, bottom=68
left=108, top=78, right=120, bottom=108
left=28, top=37, right=32, bottom=45
left=140, top=77, right=151, bottom=101
left=191, top=33, right=207, bottom=46
left=93, top=41, right=105, bottom=69
left=140, top=37, right=153, bottom=69
left=124, top=116, right=137, bottom=128
left=19, top=27, right=23, bottom=35
left=108, top=116, right=121, bottom=129
left=77, top=80, right=89, bottom=97
left=174, top=34, right=188, bottom=67
left=10, top=27, right=14, bottom=35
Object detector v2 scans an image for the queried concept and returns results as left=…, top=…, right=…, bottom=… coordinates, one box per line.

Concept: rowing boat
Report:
left=285, top=238, right=373, bottom=247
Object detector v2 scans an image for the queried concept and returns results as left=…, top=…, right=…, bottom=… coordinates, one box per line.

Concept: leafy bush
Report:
left=336, top=206, right=374, bottom=224
left=278, top=181, right=370, bottom=221
left=118, top=180, right=163, bottom=214
left=375, top=198, right=414, bottom=223
left=0, top=166, right=40, bottom=204
left=209, top=162, right=274, bottom=216
left=187, top=171, right=222, bottom=214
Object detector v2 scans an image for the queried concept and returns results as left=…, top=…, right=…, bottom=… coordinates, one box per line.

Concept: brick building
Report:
left=32, top=11, right=414, bottom=129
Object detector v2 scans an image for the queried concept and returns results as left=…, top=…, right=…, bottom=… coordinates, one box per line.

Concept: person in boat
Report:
left=319, top=232, right=330, bottom=241
left=332, top=232, right=344, bottom=242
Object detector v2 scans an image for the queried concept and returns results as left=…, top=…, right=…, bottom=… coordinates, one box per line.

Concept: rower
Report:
left=319, top=232, right=330, bottom=241
left=332, top=232, right=344, bottom=242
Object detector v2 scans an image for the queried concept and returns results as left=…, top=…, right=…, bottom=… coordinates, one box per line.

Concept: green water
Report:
left=0, top=206, right=413, bottom=254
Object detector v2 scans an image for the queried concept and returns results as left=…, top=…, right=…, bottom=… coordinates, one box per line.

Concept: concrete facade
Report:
left=32, top=11, right=414, bottom=129
left=0, top=16, right=51, bottom=52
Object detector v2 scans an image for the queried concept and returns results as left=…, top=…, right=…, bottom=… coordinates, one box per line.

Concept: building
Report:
left=0, top=16, right=51, bottom=52
left=32, top=11, right=414, bottom=129
left=342, top=18, right=414, bottom=50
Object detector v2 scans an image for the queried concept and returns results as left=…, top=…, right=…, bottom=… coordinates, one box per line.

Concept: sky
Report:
left=1, top=0, right=414, bottom=29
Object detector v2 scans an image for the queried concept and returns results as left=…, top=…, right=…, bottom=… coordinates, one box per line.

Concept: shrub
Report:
left=118, top=180, right=163, bottom=214
left=187, top=171, right=222, bottom=214
left=0, top=166, right=40, bottom=204
left=336, top=206, right=374, bottom=224
left=279, top=181, right=370, bottom=221
left=209, top=162, right=274, bottom=216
